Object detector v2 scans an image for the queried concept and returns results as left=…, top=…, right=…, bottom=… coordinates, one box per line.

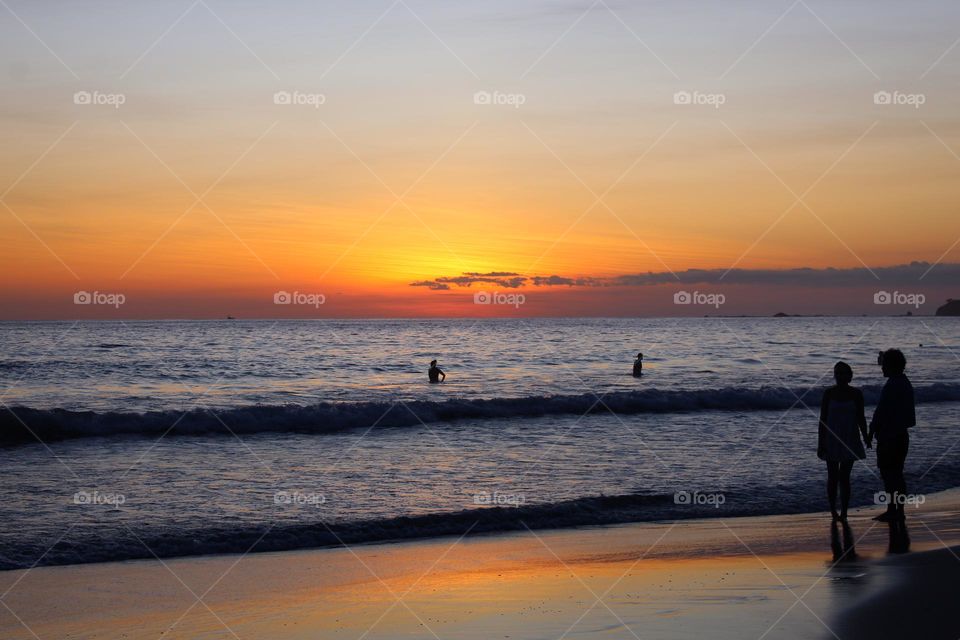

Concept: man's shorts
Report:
left=876, top=432, right=909, bottom=470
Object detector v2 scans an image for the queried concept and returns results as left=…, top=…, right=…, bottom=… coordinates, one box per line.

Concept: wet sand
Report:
left=2, top=489, right=959, bottom=639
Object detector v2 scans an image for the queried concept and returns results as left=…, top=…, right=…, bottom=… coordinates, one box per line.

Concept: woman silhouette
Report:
left=818, top=361, right=870, bottom=521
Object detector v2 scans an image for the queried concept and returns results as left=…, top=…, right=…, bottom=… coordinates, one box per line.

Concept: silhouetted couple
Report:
left=817, top=349, right=915, bottom=522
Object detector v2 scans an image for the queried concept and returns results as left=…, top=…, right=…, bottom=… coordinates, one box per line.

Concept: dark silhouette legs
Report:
left=877, top=433, right=909, bottom=519
left=826, top=460, right=854, bottom=520
left=880, top=466, right=907, bottom=518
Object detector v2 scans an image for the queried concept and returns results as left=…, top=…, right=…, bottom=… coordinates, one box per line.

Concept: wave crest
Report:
left=3, top=383, right=959, bottom=445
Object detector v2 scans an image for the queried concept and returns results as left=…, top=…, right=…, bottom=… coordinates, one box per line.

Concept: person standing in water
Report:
left=867, top=348, right=915, bottom=521
left=818, top=361, right=869, bottom=522
left=428, top=359, right=445, bottom=383
left=632, top=353, right=643, bottom=377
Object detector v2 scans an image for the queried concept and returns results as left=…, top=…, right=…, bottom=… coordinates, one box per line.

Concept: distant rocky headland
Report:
left=935, top=299, right=960, bottom=316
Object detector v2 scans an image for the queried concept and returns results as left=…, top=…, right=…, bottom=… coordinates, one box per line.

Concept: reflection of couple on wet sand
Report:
left=818, top=348, right=915, bottom=525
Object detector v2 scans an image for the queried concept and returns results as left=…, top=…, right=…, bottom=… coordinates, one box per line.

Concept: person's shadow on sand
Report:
left=830, top=520, right=858, bottom=562
left=830, top=520, right=909, bottom=560
left=887, top=519, right=910, bottom=554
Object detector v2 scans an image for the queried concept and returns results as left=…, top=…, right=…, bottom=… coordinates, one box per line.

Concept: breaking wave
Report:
left=3, top=383, right=960, bottom=445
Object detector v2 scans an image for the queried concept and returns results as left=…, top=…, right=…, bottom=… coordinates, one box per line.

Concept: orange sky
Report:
left=2, top=1, right=960, bottom=317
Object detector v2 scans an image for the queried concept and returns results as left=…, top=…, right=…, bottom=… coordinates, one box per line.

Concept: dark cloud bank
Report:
left=411, top=262, right=960, bottom=291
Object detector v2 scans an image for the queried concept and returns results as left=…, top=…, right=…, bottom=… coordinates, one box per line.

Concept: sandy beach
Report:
left=3, top=488, right=959, bottom=640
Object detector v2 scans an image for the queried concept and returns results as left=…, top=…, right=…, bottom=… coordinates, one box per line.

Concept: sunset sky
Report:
left=2, top=0, right=960, bottom=317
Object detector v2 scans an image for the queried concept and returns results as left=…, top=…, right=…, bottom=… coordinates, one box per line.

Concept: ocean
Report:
left=1, top=317, right=958, bottom=569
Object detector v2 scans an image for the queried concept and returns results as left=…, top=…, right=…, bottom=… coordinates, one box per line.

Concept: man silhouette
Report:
left=866, top=349, right=915, bottom=521
left=428, top=359, right=445, bottom=383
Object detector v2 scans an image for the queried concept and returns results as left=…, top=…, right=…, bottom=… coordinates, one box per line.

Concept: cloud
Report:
left=614, top=262, right=960, bottom=287
left=413, top=272, right=528, bottom=289
left=530, top=275, right=601, bottom=286
left=410, top=280, right=451, bottom=290
left=463, top=271, right=521, bottom=277
left=411, top=262, right=960, bottom=290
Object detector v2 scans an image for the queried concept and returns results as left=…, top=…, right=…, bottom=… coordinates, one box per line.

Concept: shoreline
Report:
left=4, top=481, right=959, bottom=571
left=3, top=489, right=959, bottom=639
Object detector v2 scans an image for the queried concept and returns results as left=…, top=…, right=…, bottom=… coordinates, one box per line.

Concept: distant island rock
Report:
left=935, top=299, right=960, bottom=316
